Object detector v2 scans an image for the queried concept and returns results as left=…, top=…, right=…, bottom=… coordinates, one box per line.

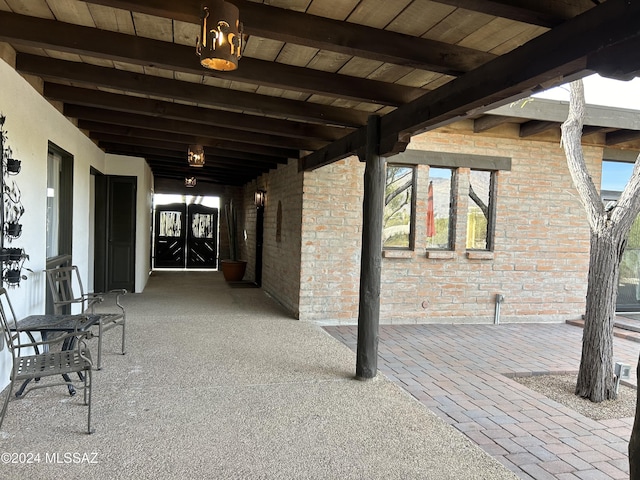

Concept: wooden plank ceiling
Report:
left=0, top=0, right=639, bottom=186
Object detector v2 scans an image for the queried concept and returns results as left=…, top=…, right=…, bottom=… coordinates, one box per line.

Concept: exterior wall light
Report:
left=196, top=1, right=244, bottom=72
left=254, top=189, right=266, bottom=208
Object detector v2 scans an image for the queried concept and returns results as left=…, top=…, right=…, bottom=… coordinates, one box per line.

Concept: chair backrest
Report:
left=45, top=266, right=87, bottom=314
left=0, top=287, right=22, bottom=356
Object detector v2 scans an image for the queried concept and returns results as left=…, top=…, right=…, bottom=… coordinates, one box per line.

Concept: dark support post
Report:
left=356, top=115, right=384, bottom=380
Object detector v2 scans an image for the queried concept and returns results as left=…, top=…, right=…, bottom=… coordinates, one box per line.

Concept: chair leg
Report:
left=85, top=367, right=93, bottom=434
left=121, top=316, right=126, bottom=355
left=0, top=379, right=14, bottom=432
left=97, top=320, right=103, bottom=370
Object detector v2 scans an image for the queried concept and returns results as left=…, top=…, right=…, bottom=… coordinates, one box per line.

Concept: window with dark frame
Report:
left=466, top=169, right=496, bottom=251
left=383, top=164, right=416, bottom=250
left=426, top=167, right=454, bottom=250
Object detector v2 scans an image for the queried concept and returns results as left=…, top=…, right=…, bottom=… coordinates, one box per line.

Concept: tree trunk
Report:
left=575, top=230, right=623, bottom=401
left=630, top=357, right=640, bottom=479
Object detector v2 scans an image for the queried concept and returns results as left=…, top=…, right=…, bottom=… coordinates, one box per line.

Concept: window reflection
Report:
left=383, top=165, right=415, bottom=249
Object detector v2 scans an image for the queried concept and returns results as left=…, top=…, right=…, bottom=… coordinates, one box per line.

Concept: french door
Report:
left=154, top=203, right=218, bottom=269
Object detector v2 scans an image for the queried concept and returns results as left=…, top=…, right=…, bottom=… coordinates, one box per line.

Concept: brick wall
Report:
left=297, top=129, right=602, bottom=324
left=247, top=159, right=303, bottom=317
left=299, top=157, right=365, bottom=321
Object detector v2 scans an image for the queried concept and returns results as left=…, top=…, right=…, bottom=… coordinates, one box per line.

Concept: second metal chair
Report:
left=45, top=265, right=126, bottom=370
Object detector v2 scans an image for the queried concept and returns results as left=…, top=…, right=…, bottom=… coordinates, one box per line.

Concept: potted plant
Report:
left=220, top=200, right=247, bottom=281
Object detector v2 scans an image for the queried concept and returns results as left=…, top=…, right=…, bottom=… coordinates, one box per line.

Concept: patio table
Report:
left=12, top=314, right=100, bottom=397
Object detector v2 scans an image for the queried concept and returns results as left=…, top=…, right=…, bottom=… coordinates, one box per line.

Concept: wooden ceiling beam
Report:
left=148, top=166, right=249, bottom=185
left=89, top=130, right=295, bottom=159
left=427, top=0, right=573, bottom=28
left=519, top=120, right=558, bottom=137
left=0, top=11, right=422, bottom=107
left=302, top=0, right=640, bottom=170
left=473, top=115, right=513, bottom=133
left=99, top=143, right=278, bottom=171
left=606, top=130, right=640, bottom=146
left=96, top=136, right=285, bottom=165
left=68, top=105, right=325, bottom=151
left=587, top=35, right=640, bottom=81
left=45, top=84, right=350, bottom=142
left=16, top=54, right=368, bottom=128
left=80, top=0, right=495, bottom=75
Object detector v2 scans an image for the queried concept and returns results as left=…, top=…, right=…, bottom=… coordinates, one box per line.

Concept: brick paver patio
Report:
left=325, top=323, right=640, bottom=480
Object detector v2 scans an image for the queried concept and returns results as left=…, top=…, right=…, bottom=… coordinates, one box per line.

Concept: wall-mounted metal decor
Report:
left=0, top=114, right=29, bottom=287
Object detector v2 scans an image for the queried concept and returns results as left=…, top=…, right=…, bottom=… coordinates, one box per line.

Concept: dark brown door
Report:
left=94, top=174, right=136, bottom=293
left=107, top=176, right=137, bottom=292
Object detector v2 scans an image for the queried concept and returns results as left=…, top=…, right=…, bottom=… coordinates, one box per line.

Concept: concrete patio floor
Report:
left=0, top=271, right=516, bottom=480
left=326, top=322, right=640, bottom=480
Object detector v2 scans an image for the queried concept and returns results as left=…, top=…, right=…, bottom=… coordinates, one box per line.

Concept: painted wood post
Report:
left=356, top=115, right=384, bottom=380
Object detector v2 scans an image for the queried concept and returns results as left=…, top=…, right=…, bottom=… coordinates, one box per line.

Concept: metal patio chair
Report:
left=45, top=265, right=126, bottom=370
left=0, top=288, right=94, bottom=434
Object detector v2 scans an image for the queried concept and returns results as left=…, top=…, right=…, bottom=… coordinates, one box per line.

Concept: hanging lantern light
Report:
left=185, top=177, right=197, bottom=188
left=188, top=144, right=205, bottom=167
left=196, top=1, right=244, bottom=72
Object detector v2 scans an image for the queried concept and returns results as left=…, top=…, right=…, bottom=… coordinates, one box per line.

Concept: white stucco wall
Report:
left=0, top=57, right=153, bottom=391
left=0, top=57, right=108, bottom=389
left=105, top=154, right=153, bottom=293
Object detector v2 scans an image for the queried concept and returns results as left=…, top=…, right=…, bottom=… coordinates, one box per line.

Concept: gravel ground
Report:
left=512, top=374, right=637, bottom=421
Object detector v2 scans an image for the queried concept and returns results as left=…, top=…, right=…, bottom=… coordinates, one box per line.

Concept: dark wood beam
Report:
left=427, top=0, right=573, bottom=28
left=587, top=35, right=640, bottom=81
left=473, top=115, right=513, bottom=133
left=519, top=120, right=558, bottom=137
left=149, top=166, right=249, bottom=185
left=16, top=54, right=368, bottom=128
left=302, top=0, right=640, bottom=170
left=98, top=139, right=285, bottom=166
left=606, top=130, right=640, bottom=146
left=581, top=126, right=609, bottom=137
left=81, top=0, right=496, bottom=75
left=146, top=160, right=266, bottom=178
left=45, top=84, right=350, bottom=142
left=299, top=129, right=367, bottom=172
left=0, top=11, right=422, bottom=107
left=68, top=105, right=325, bottom=151
left=89, top=130, right=295, bottom=159
left=99, top=143, right=278, bottom=171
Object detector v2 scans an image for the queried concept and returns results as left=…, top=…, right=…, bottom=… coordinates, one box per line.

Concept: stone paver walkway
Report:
left=325, top=323, right=640, bottom=480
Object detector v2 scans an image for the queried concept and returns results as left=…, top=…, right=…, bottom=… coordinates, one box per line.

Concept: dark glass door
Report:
left=186, top=204, right=218, bottom=268
left=154, top=203, right=187, bottom=268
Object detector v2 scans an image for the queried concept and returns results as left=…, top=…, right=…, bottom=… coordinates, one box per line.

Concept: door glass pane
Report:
left=159, top=211, right=182, bottom=237
left=192, top=213, right=214, bottom=239
left=46, top=151, right=60, bottom=258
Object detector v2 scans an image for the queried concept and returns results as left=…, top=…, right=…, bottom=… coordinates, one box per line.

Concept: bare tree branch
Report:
left=560, top=81, right=606, bottom=231
left=468, top=183, right=489, bottom=218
